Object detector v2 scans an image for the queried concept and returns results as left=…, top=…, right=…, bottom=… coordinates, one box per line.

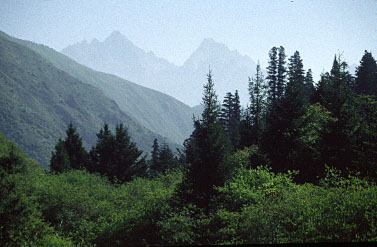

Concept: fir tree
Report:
left=64, top=123, right=88, bottom=170
left=201, top=70, right=221, bottom=127
left=277, top=46, right=287, bottom=100
left=304, top=69, right=315, bottom=103
left=315, top=55, right=356, bottom=172
left=230, top=90, right=241, bottom=147
left=266, top=47, right=278, bottom=103
left=89, top=123, right=115, bottom=175
left=220, top=91, right=241, bottom=148
left=50, top=138, right=70, bottom=173
left=158, top=143, right=178, bottom=173
left=248, top=62, right=267, bottom=145
left=220, top=92, right=234, bottom=136
left=113, top=123, right=144, bottom=182
left=150, top=138, right=160, bottom=175
left=178, top=70, right=230, bottom=210
left=355, top=50, right=377, bottom=96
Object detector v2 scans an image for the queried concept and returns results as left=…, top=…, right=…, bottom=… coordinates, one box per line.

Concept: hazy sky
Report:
left=1, top=0, right=376, bottom=81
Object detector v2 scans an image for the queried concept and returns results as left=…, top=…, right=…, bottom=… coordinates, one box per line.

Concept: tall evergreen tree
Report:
left=355, top=50, right=377, bottom=96
left=113, top=123, right=145, bottom=182
left=266, top=47, right=278, bottom=104
left=89, top=123, right=114, bottom=175
left=220, top=92, right=234, bottom=136
left=150, top=138, right=160, bottom=174
left=264, top=51, right=308, bottom=173
left=230, top=90, right=241, bottom=147
left=64, top=123, right=88, bottom=170
left=315, top=55, right=356, bottom=172
left=304, top=69, right=315, bottom=102
left=50, top=138, right=70, bottom=173
left=277, top=46, right=287, bottom=100
left=201, top=70, right=221, bottom=127
left=158, top=143, right=178, bottom=173
left=177, top=70, right=230, bottom=210
left=220, top=91, right=241, bottom=148
left=248, top=62, right=267, bottom=145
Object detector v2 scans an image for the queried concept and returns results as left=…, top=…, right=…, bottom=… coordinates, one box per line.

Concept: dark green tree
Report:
left=89, top=123, right=115, bottom=175
left=112, top=123, right=145, bottom=182
left=266, top=47, right=278, bottom=104
left=315, top=55, right=356, bottom=172
left=277, top=46, right=287, bottom=100
left=248, top=62, right=267, bottom=146
left=304, top=69, right=315, bottom=102
left=64, top=123, right=88, bottom=170
left=230, top=90, right=241, bottom=147
left=220, top=91, right=241, bottom=148
left=90, top=123, right=146, bottom=182
left=50, top=138, right=70, bottom=173
left=264, top=51, right=308, bottom=173
left=355, top=50, right=377, bottom=96
left=220, top=92, right=234, bottom=136
left=150, top=138, right=160, bottom=174
left=177, top=70, right=230, bottom=210
left=158, top=143, right=178, bottom=173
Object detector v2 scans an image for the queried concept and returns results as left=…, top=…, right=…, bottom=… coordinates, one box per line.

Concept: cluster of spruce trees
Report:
left=50, top=123, right=177, bottom=182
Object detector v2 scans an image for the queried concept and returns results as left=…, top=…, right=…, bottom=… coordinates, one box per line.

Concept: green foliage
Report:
left=220, top=90, right=241, bottom=148
left=89, top=123, right=146, bottom=182
left=63, top=123, right=88, bottom=170
left=0, top=133, right=73, bottom=246
left=355, top=50, right=377, bottom=96
left=178, top=71, right=231, bottom=210
left=246, top=62, right=268, bottom=146
left=50, top=138, right=70, bottom=173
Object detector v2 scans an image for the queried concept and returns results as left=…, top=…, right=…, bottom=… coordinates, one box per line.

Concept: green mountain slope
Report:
left=2, top=31, right=196, bottom=145
left=0, top=33, right=177, bottom=168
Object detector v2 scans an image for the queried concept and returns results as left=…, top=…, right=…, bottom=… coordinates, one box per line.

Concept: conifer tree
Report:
left=315, top=55, right=356, bottom=171
left=304, top=69, right=315, bottom=103
left=230, top=90, right=241, bottom=147
left=266, top=47, right=278, bottom=103
left=264, top=51, right=308, bottom=173
left=50, top=138, right=70, bottom=173
left=64, top=123, right=88, bottom=170
left=277, top=46, right=287, bottom=100
left=220, top=92, right=234, bottom=136
left=150, top=138, right=159, bottom=174
left=355, top=50, right=377, bottom=96
left=158, top=143, right=178, bottom=173
left=89, top=123, right=114, bottom=175
left=220, top=91, right=241, bottom=148
left=248, top=62, right=267, bottom=145
left=113, top=123, right=144, bottom=182
left=90, top=123, right=145, bottom=182
left=178, top=70, right=230, bottom=210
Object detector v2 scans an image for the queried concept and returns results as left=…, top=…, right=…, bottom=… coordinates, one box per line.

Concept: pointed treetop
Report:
left=201, top=69, right=220, bottom=126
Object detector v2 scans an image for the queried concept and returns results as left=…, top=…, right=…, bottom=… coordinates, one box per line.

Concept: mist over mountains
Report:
left=62, top=31, right=257, bottom=106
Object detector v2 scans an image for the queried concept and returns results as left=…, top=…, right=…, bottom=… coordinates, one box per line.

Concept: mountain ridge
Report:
left=62, top=31, right=257, bottom=106
left=4, top=31, right=196, bottom=145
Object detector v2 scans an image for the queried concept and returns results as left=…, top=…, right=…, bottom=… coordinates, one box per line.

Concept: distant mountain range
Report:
left=0, top=31, right=183, bottom=167
left=62, top=31, right=257, bottom=106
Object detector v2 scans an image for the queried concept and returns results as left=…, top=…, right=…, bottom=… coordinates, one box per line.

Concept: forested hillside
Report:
left=0, top=33, right=176, bottom=167
left=1, top=31, right=196, bottom=145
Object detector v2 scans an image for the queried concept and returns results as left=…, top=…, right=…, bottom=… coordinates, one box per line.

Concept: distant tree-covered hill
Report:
left=0, top=32, right=178, bottom=168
